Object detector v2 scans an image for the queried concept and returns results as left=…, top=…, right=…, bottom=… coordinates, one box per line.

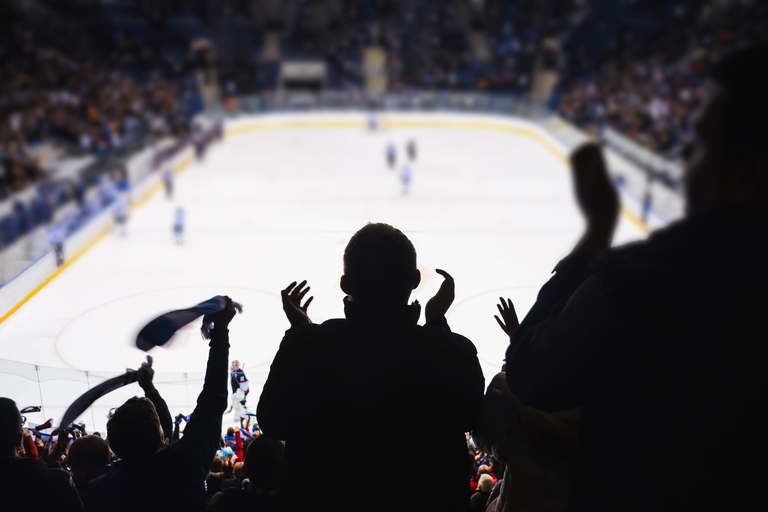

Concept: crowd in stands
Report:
left=0, top=3, right=204, bottom=250
left=557, top=0, right=768, bottom=157
left=2, top=0, right=768, bottom=510
left=280, top=0, right=580, bottom=93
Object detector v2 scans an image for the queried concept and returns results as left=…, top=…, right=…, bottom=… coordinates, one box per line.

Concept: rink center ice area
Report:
left=0, top=112, right=649, bottom=432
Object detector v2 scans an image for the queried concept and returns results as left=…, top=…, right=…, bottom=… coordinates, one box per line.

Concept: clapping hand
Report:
left=281, top=280, right=314, bottom=326
left=494, top=298, right=519, bottom=338
left=571, top=144, right=619, bottom=257
left=425, top=269, right=455, bottom=323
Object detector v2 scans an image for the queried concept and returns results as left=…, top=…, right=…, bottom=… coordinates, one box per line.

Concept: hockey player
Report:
left=386, top=143, right=397, bottom=169
left=163, top=168, right=173, bottom=199
left=113, top=199, right=128, bottom=236
left=229, top=360, right=249, bottom=419
left=400, top=165, right=412, bottom=195
left=173, top=207, right=185, bottom=245
left=48, top=223, right=65, bottom=267
left=407, top=138, right=417, bottom=162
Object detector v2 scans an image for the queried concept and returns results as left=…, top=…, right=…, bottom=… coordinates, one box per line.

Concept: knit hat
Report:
left=477, top=474, right=495, bottom=494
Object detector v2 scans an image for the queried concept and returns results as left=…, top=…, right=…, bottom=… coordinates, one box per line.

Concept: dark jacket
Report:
left=507, top=213, right=768, bottom=511
left=0, top=456, right=83, bottom=511
left=258, top=299, right=484, bottom=512
left=85, top=328, right=230, bottom=512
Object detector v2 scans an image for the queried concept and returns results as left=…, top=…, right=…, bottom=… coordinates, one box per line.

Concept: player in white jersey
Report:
left=228, top=360, right=249, bottom=420
left=400, top=165, right=412, bottom=195
left=173, top=207, right=185, bottom=244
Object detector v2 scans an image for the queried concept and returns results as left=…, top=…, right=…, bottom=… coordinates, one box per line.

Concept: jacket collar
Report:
left=343, top=296, right=421, bottom=326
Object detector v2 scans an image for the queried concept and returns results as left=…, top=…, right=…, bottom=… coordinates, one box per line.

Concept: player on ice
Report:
left=113, top=198, right=128, bottom=236
left=400, top=165, right=412, bottom=195
left=228, top=360, right=249, bottom=419
left=163, top=167, right=173, bottom=199
left=386, top=142, right=397, bottom=169
left=407, top=138, right=417, bottom=162
left=173, top=207, right=185, bottom=244
left=47, top=223, right=65, bottom=267
left=368, top=113, right=378, bottom=132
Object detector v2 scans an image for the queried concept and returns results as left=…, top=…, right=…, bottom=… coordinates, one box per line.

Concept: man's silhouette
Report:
left=258, top=223, right=484, bottom=512
left=503, top=45, right=768, bottom=511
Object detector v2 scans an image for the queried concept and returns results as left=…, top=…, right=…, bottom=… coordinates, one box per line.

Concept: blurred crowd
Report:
left=0, top=3, right=202, bottom=249
left=557, top=0, right=768, bottom=157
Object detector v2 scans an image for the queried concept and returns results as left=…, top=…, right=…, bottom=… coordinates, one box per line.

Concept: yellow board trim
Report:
left=1, top=116, right=650, bottom=325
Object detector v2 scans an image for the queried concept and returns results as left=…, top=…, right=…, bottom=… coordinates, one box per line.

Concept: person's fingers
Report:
left=297, top=286, right=310, bottom=301
left=506, top=299, right=519, bottom=323
left=280, top=289, right=292, bottom=309
left=495, top=315, right=506, bottom=333
left=283, top=282, right=297, bottom=294
left=435, top=268, right=453, bottom=281
left=303, top=296, right=314, bottom=310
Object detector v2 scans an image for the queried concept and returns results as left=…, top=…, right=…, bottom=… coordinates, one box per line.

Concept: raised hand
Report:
left=211, top=296, right=237, bottom=329
left=425, top=269, right=455, bottom=323
left=494, top=297, right=520, bottom=337
left=281, top=280, right=314, bottom=326
left=138, top=355, right=155, bottom=395
left=571, top=143, right=619, bottom=257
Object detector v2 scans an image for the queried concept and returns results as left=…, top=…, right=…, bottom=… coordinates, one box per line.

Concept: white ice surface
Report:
left=0, top=116, right=649, bottom=432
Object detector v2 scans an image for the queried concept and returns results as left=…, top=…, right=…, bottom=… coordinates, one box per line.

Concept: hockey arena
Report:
left=0, top=112, right=651, bottom=432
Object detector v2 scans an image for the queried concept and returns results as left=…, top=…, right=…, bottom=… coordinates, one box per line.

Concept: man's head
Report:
left=0, top=398, right=22, bottom=456
left=685, top=44, right=768, bottom=216
left=106, top=397, right=164, bottom=462
left=341, top=223, right=420, bottom=305
left=243, top=435, right=285, bottom=490
left=67, top=435, right=110, bottom=486
left=477, top=473, right=495, bottom=493
left=231, top=360, right=240, bottom=371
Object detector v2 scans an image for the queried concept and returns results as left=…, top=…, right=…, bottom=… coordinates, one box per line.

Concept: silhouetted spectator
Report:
left=66, top=435, right=110, bottom=501
left=258, top=223, right=484, bottom=512
left=505, top=45, right=768, bottom=511
left=0, top=398, right=83, bottom=511
left=84, top=297, right=237, bottom=512
left=206, top=435, right=285, bottom=511
left=470, top=474, right=495, bottom=512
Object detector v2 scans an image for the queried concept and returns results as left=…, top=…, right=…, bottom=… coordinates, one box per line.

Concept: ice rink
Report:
left=0, top=113, right=653, bottom=432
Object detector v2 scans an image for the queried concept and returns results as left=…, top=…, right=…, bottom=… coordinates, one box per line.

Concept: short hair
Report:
left=0, top=398, right=22, bottom=452
left=477, top=473, right=495, bottom=493
left=107, top=397, right=163, bottom=461
left=67, top=435, right=110, bottom=468
left=243, top=435, right=285, bottom=489
left=710, top=44, right=768, bottom=161
left=226, top=427, right=235, bottom=436
left=343, top=223, right=417, bottom=303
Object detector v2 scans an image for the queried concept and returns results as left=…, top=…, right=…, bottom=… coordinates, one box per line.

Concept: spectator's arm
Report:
left=23, top=428, right=38, bottom=459
left=169, top=298, right=235, bottom=479
left=145, top=388, right=173, bottom=442
left=138, top=359, right=173, bottom=441
left=505, top=143, right=619, bottom=412
left=257, top=328, right=311, bottom=439
left=234, top=428, right=244, bottom=461
left=507, top=273, right=615, bottom=412
left=170, top=327, right=230, bottom=477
